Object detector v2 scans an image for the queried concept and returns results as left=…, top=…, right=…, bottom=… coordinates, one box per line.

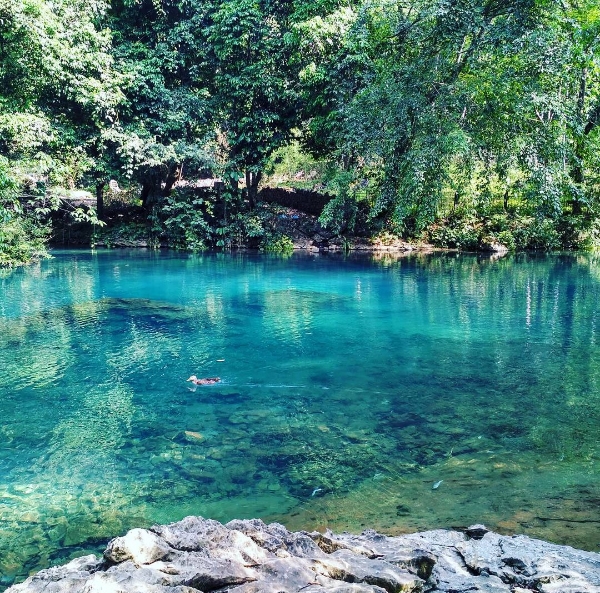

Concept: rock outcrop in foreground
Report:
left=7, top=517, right=600, bottom=593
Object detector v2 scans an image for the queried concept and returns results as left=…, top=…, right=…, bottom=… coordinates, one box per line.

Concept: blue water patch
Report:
left=0, top=249, right=599, bottom=587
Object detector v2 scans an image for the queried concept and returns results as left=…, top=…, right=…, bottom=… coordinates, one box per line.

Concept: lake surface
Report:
left=1, top=249, right=599, bottom=586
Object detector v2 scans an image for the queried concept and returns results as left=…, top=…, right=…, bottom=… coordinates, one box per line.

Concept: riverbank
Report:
left=4, top=188, right=589, bottom=269
left=51, top=200, right=435, bottom=254
left=50, top=187, right=592, bottom=255
left=7, top=516, right=600, bottom=592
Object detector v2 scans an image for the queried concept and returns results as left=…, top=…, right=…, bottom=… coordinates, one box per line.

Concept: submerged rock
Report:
left=7, top=519, right=600, bottom=593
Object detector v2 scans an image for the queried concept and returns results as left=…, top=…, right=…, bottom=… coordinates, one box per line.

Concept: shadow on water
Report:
left=1, top=249, right=600, bottom=588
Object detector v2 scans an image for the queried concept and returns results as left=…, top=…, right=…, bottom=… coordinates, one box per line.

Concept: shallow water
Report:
left=1, top=249, right=599, bottom=586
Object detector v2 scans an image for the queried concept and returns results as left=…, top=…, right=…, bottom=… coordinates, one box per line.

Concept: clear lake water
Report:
left=0, top=249, right=599, bottom=587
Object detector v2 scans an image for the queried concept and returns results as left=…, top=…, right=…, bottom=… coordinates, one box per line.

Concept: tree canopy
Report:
left=2, top=0, right=600, bottom=263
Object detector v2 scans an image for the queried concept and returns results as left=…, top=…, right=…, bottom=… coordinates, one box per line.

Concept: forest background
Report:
left=1, top=0, right=600, bottom=265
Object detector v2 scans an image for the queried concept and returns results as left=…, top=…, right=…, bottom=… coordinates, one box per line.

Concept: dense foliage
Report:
left=1, top=0, right=600, bottom=262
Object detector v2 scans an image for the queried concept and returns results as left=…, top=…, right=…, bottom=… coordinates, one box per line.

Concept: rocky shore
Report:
left=7, top=517, right=600, bottom=593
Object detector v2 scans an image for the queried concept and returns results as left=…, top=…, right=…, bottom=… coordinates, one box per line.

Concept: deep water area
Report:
left=0, top=249, right=599, bottom=587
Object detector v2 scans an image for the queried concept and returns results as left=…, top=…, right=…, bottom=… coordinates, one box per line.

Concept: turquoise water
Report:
left=1, top=249, right=599, bottom=586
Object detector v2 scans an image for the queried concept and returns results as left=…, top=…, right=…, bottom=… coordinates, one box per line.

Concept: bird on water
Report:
left=187, top=375, right=221, bottom=385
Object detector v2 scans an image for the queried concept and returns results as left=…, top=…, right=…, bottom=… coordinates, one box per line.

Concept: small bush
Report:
left=260, top=233, right=294, bottom=253
left=427, top=211, right=574, bottom=252
left=0, top=158, right=50, bottom=266
left=426, top=215, right=483, bottom=250
left=0, top=216, right=50, bottom=266
left=159, top=191, right=213, bottom=250
left=495, top=230, right=516, bottom=251
left=511, top=218, right=561, bottom=251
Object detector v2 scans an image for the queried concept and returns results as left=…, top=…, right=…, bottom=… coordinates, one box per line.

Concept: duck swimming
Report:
left=187, top=375, right=221, bottom=385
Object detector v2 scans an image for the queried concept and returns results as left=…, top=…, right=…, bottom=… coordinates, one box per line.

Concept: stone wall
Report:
left=7, top=517, right=600, bottom=593
left=258, top=187, right=333, bottom=216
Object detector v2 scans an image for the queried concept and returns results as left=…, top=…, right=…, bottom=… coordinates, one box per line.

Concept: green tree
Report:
left=0, top=0, right=118, bottom=263
left=0, top=0, right=121, bottom=185
left=201, top=0, right=303, bottom=209
left=106, top=0, right=216, bottom=211
left=557, top=0, right=600, bottom=214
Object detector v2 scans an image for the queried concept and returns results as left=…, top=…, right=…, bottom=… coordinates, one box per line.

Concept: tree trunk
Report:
left=216, top=181, right=226, bottom=223
left=96, top=182, right=105, bottom=221
left=571, top=66, right=587, bottom=215
left=229, top=175, right=239, bottom=196
left=141, top=180, right=154, bottom=209
left=162, top=163, right=181, bottom=198
left=245, top=170, right=251, bottom=207
left=246, top=170, right=262, bottom=210
left=571, top=155, right=583, bottom=215
left=141, top=169, right=169, bottom=210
